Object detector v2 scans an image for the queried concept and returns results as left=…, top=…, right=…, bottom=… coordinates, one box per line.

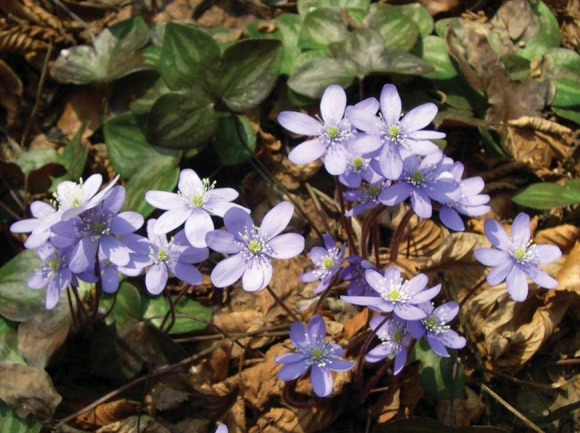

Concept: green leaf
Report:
left=398, top=3, right=434, bottom=37
left=0, top=400, right=42, bottom=433
left=297, top=0, right=370, bottom=16
left=122, top=152, right=179, bottom=216
left=328, top=28, right=434, bottom=78
left=142, top=296, right=211, bottom=335
left=218, top=39, right=283, bottom=111
left=411, top=337, right=466, bottom=399
left=0, top=317, right=26, bottom=365
left=298, top=8, right=349, bottom=50
left=288, top=57, right=355, bottom=99
left=552, top=76, right=580, bottom=108
left=104, top=111, right=181, bottom=178
left=0, top=250, right=44, bottom=322
left=501, top=54, right=531, bottom=81
left=142, top=44, right=162, bottom=69
left=214, top=113, right=256, bottom=165
left=159, top=23, right=220, bottom=91
left=146, top=91, right=217, bottom=149
left=366, top=4, right=420, bottom=51
left=419, top=36, right=458, bottom=79
left=435, top=17, right=461, bottom=38
left=12, top=149, right=60, bottom=176
left=129, top=77, right=172, bottom=115
left=50, top=124, right=89, bottom=189
left=99, top=282, right=142, bottom=326
left=51, top=16, right=151, bottom=84
left=552, top=106, right=580, bottom=125
left=517, top=1, right=561, bottom=61
left=512, top=181, right=580, bottom=210
left=276, top=14, right=303, bottom=75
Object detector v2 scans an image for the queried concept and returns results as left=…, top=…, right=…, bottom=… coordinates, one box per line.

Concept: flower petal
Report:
left=393, top=349, right=408, bottom=375
left=486, top=260, right=515, bottom=286
left=410, top=189, right=432, bottom=219
left=268, top=233, right=305, bottom=259
left=224, top=207, right=254, bottom=238
left=185, top=211, right=214, bottom=248
left=521, top=264, right=559, bottom=289
left=111, top=212, right=144, bottom=235
left=277, top=361, right=309, bottom=381
left=320, top=84, right=346, bottom=125
left=101, top=235, right=131, bottom=267
left=404, top=139, right=440, bottom=155
left=205, top=230, right=241, bottom=254
left=378, top=182, right=413, bottom=206
left=505, top=266, right=529, bottom=301
left=529, top=245, right=561, bottom=265
left=210, top=253, right=247, bottom=288
left=145, top=191, right=184, bottom=210
left=178, top=169, right=203, bottom=197
left=401, top=103, right=437, bottom=131
left=146, top=263, right=168, bottom=295
left=427, top=334, right=450, bottom=357
left=379, top=143, right=403, bottom=180
left=289, top=321, right=308, bottom=347
left=311, top=365, right=333, bottom=397
left=278, top=111, right=323, bottom=136
left=288, top=139, right=326, bottom=165
left=346, top=133, right=383, bottom=155
left=259, top=201, right=294, bottom=240
left=328, top=358, right=354, bottom=372
left=484, top=218, right=510, bottom=251
left=69, top=237, right=98, bottom=273
left=154, top=208, right=191, bottom=235
left=242, top=259, right=272, bottom=292
left=511, top=212, right=531, bottom=244
left=379, top=84, right=402, bottom=125
left=324, top=145, right=348, bottom=175
left=275, top=353, right=310, bottom=364
left=474, top=248, right=510, bottom=266
left=308, top=315, right=326, bottom=341
left=439, top=206, right=464, bottom=231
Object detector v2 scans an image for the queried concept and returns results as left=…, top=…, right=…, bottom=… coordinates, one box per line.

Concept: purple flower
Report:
left=346, top=84, right=444, bottom=180
left=344, top=180, right=389, bottom=217
left=439, top=162, right=490, bottom=231
left=408, top=301, right=466, bottom=357
left=378, top=151, right=460, bottom=219
left=28, top=244, right=76, bottom=310
left=51, top=186, right=144, bottom=274
left=215, top=425, right=228, bottom=433
left=279, top=84, right=356, bottom=175
left=300, top=234, right=346, bottom=295
left=474, top=213, right=561, bottom=302
left=145, top=169, right=248, bottom=248
left=341, top=266, right=440, bottom=320
left=365, top=316, right=413, bottom=375
left=338, top=151, right=382, bottom=188
left=339, top=255, right=376, bottom=296
left=77, top=250, right=147, bottom=294
left=275, top=315, right=354, bottom=397
left=123, top=219, right=209, bottom=295
left=10, top=201, right=57, bottom=249
left=206, top=201, right=305, bottom=292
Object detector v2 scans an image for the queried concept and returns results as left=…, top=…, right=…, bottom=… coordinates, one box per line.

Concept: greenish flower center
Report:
left=157, top=249, right=168, bottom=261
left=424, top=316, right=438, bottom=330
left=311, top=348, right=323, bottom=359
left=388, top=290, right=401, bottom=301
left=70, top=198, right=80, bottom=207
left=192, top=195, right=204, bottom=208
left=513, top=247, right=526, bottom=261
left=352, top=156, right=364, bottom=169
left=49, top=260, right=60, bottom=270
left=248, top=240, right=262, bottom=254
left=322, top=257, right=334, bottom=269
left=412, top=171, right=423, bottom=184
left=327, top=126, right=339, bottom=138
left=92, top=222, right=104, bottom=234
left=388, top=125, right=400, bottom=139
left=393, top=330, right=403, bottom=343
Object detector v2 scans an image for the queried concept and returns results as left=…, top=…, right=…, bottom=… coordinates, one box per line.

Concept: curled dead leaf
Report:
left=75, top=399, right=139, bottom=429
left=96, top=415, right=170, bottom=433
left=435, top=386, right=485, bottom=427
left=0, top=59, right=23, bottom=129
left=556, top=242, right=580, bottom=293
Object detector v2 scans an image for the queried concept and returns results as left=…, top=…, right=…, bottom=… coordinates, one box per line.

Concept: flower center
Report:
left=311, top=348, right=323, bottom=359
left=248, top=240, right=263, bottom=255
left=513, top=247, right=526, bottom=261
left=327, top=126, right=339, bottom=138
left=393, top=330, right=403, bottom=343
left=388, top=125, right=400, bottom=141
left=411, top=171, right=423, bottom=185
left=157, top=249, right=168, bottom=262
left=322, top=257, right=334, bottom=269
left=91, top=222, right=104, bottom=235
left=510, top=240, right=536, bottom=263
left=192, top=195, right=204, bottom=208
left=352, top=156, right=364, bottom=169
left=388, top=289, right=401, bottom=301
left=49, top=259, right=60, bottom=270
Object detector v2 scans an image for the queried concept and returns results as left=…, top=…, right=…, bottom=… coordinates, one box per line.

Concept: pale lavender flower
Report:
left=275, top=315, right=354, bottom=397
left=346, top=84, right=444, bottom=180
left=301, top=234, right=346, bottom=295
left=338, top=151, right=382, bottom=188
left=206, top=201, right=305, bottom=292
left=28, top=244, right=76, bottom=310
left=378, top=151, right=460, bottom=219
left=215, top=425, right=228, bottom=433
left=341, top=266, right=440, bottom=320
left=279, top=85, right=357, bottom=175
left=51, top=186, right=143, bottom=274
left=145, top=169, right=248, bottom=248
left=339, top=255, right=376, bottom=296
left=365, top=316, right=413, bottom=375
left=408, top=301, right=466, bottom=357
left=123, top=219, right=208, bottom=295
left=439, top=161, right=490, bottom=231
left=10, top=201, right=56, bottom=249
left=474, top=213, right=561, bottom=302
left=344, top=180, right=389, bottom=217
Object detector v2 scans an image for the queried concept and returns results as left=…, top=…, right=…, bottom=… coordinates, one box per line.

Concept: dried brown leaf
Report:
left=376, top=388, right=400, bottom=424
left=0, top=363, right=62, bottom=422
left=250, top=403, right=341, bottom=433
left=57, top=87, right=103, bottom=140
left=76, top=399, right=139, bottom=429
left=536, top=225, right=580, bottom=253
left=555, top=241, right=580, bottom=293
left=435, top=387, right=485, bottom=427
left=343, top=308, right=369, bottom=340
left=148, top=374, right=191, bottom=412
left=96, top=415, right=170, bottom=433
left=0, top=59, right=23, bottom=129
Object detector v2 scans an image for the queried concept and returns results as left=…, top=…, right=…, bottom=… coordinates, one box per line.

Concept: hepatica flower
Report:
left=474, top=213, right=561, bottom=302
left=146, top=169, right=247, bottom=248
left=278, top=84, right=355, bottom=175
left=124, top=219, right=209, bottom=295
left=378, top=151, right=460, bottom=219
left=344, top=180, right=389, bottom=217
left=408, top=301, right=466, bottom=357
left=341, top=266, right=440, bottom=320
left=275, top=315, right=354, bottom=397
left=346, top=84, right=444, bottom=180
left=365, top=315, right=413, bottom=375
left=206, top=201, right=305, bottom=292
left=10, top=201, right=57, bottom=249
left=340, top=255, right=376, bottom=296
left=301, top=234, right=346, bottom=295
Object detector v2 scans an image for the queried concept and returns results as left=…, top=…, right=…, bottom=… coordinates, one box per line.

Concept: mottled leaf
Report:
left=298, top=8, right=349, bottom=50
left=142, top=296, right=211, bottom=335
left=366, top=4, right=420, bottom=51
left=214, top=113, right=256, bottom=166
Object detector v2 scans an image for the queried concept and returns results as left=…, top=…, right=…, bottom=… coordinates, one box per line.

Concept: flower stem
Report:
left=265, top=285, right=301, bottom=323
left=336, top=180, right=358, bottom=256
left=360, top=206, right=386, bottom=260
left=282, top=380, right=319, bottom=408
left=160, top=290, right=177, bottom=333
left=355, top=315, right=389, bottom=384
left=389, top=207, right=414, bottom=263
left=312, top=274, right=340, bottom=316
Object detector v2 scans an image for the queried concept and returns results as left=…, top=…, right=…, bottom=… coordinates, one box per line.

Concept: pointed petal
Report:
left=278, top=111, right=323, bottom=135
left=379, top=84, right=402, bottom=125
left=320, top=84, right=346, bottom=125
left=393, top=349, right=408, bottom=375
left=400, top=103, right=437, bottom=131
left=522, top=264, right=558, bottom=289
left=308, top=315, right=326, bottom=341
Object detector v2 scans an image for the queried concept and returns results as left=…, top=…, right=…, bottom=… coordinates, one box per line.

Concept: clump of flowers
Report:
left=300, top=234, right=346, bottom=294
left=474, top=213, right=561, bottom=301
left=275, top=315, right=354, bottom=397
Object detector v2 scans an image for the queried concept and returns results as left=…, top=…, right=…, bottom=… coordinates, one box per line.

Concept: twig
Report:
left=265, top=285, right=301, bottom=323
left=304, top=182, right=332, bottom=235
